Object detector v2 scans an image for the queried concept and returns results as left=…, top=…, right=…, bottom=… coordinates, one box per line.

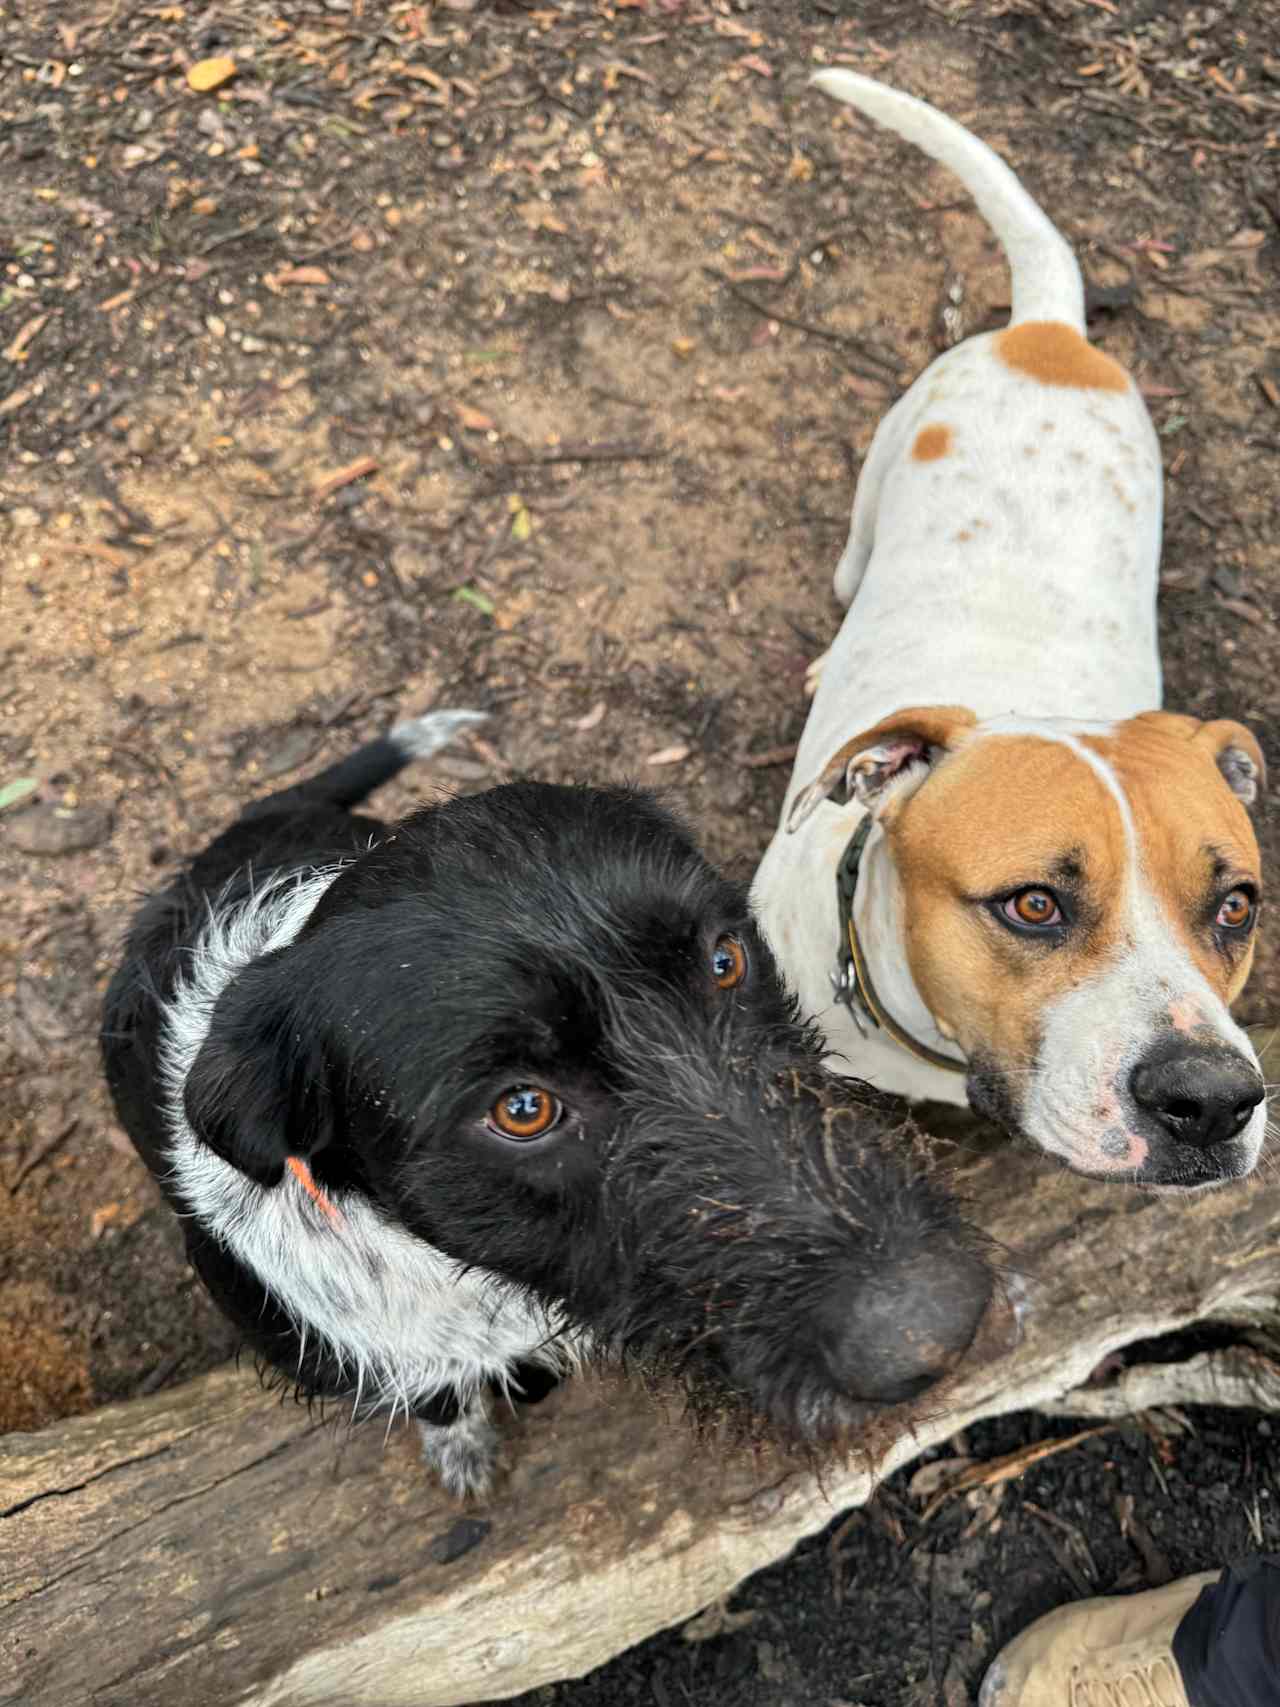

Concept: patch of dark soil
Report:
left=492, top=1405, right=1280, bottom=1707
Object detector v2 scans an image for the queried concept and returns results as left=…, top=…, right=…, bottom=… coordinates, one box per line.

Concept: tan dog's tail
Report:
left=811, top=70, right=1084, bottom=332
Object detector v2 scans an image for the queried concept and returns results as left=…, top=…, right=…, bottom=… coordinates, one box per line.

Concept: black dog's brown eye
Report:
left=711, top=934, right=748, bottom=990
left=1217, top=889, right=1255, bottom=931
left=1002, top=888, right=1062, bottom=929
left=489, top=1087, right=562, bottom=1140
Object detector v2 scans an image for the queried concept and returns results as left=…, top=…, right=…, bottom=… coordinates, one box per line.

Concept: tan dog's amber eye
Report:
left=488, top=1086, right=562, bottom=1140
left=1217, top=890, right=1255, bottom=931
left=711, top=934, right=749, bottom=990
left=1002, top=888, right=1062, bottom=929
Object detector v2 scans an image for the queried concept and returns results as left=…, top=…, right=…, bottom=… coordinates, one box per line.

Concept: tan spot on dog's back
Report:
left=997, top=322, right=1130, bottom=393
left=912, top=423, right=953, bottom=462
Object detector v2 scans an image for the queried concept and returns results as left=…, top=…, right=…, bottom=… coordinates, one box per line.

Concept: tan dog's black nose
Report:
left=1129, top=1043, right=1265, bottom=1149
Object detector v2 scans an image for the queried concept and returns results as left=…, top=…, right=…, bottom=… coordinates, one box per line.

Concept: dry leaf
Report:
left=4, top=313, right=51, bottom=364
left=517, top=200, right=569, bottom=235
left=571, top=701, right=607, bottom=733
left=493, top=589, right=536, bottom=632
left=397, top=63, right=450, bottom=92
left=738, top=54, right=774, bottom=78
left=646, top=744, right=691, bottom=767
left=90, top=1202, right=122, bottom=1239
left=265, top=265, right=331, bottom=289
left=1227, top=228, right=1266, bottom=249
left=0, top=386, right=34, bottom=418
left=454, top=403, right=495, bottom=432
left=187, top=57, right=238, bottom=94
left=1217, top=597, right=1267, bottom=626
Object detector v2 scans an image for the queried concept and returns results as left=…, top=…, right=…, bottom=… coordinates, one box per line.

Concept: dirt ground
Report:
left=3, top=0, right=1279, bottom=1700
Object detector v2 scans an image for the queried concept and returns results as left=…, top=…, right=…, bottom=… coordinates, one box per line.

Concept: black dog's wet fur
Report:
left=103, top=737, right=993, bottom=1474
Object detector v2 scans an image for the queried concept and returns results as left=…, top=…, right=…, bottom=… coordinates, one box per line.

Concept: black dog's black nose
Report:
left=1129, top=1044, right=1265, bottom=1150
left=825, top=1248, right=992, bottom=1405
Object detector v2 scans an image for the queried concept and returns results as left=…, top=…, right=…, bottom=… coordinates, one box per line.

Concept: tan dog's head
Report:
left=790, top=707, right=1268, bottom=1189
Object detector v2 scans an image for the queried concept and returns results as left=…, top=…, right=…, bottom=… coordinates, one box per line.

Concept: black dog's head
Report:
left=184, top=782, right=993, bottom=1435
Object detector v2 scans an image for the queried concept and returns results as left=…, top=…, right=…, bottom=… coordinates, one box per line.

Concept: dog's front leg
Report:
left=415, top=1389, right=499, bottom=1500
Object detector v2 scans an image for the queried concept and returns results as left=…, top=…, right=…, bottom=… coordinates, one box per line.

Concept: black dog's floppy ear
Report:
left=183, top=955, right=337, bottom=1188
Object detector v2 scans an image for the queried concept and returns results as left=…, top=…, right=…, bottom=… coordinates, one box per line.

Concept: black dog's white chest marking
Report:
left=158, top=870, right=569, bottom=1418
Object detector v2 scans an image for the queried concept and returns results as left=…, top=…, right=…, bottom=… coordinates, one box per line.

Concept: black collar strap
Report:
left=833, top=816, right=967, bottom=1076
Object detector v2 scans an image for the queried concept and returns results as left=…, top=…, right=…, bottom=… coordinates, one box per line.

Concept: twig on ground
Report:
left=703, top=267, right=902, bottom=379
left=9, top=1118, right=79, bottom=1193
left=739, top=743, right=798, bottom=769
left=492, top=443, right=668, bottom=467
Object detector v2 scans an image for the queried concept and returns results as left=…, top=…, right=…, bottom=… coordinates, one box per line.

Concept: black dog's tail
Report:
left=245, top=709, right=488, bottom=819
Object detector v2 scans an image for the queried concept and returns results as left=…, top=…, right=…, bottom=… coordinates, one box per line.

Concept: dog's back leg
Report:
left=805, top=397, right=914, bottom=696
left=832, top=391, right=917, bottom=609
left=416, top=1391, right=500, bottom=1499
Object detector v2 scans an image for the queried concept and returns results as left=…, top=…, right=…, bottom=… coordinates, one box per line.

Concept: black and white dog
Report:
left=102, top=712, right=994, bottom=1497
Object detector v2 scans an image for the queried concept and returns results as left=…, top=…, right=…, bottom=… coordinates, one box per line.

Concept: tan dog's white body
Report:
left=753, top=74, right=1267, bottom=1188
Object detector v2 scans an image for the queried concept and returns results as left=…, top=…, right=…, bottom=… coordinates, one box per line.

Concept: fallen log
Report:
left=4, top=1140, right=1280, bottom=1707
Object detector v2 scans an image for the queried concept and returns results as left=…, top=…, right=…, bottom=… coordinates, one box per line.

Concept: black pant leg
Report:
left=1172, top=1555, right=1280, bottom=1707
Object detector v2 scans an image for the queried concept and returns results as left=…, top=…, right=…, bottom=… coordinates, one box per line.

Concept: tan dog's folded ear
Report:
left=1133, top=710, right=1266, bottom=808
left=1197, top=719, right=1266, bottom=806
left=786, top=705, right=976, bottom=833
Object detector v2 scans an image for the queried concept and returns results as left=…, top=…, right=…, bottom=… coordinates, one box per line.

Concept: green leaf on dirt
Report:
left=0, top=777, right=38, bottom=811
left=510, top=504, right=532, bottom=543
left=465, top=349, right=508, bottom=365
left=452, top=586, right=495, bottom=617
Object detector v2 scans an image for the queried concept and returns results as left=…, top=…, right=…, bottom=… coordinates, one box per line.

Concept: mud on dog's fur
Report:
left=102, top=714, right=994, bottom=1497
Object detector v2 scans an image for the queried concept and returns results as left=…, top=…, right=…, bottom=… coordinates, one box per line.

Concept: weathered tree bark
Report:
left=4, top=1144, right=1280, bottom=1707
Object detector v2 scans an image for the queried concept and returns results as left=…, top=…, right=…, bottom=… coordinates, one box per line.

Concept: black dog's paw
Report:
left=416, top=1403, right=500, bottom=1500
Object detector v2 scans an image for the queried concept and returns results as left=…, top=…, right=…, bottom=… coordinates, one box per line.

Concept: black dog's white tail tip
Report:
left=390, top=708, right=489, bottom=762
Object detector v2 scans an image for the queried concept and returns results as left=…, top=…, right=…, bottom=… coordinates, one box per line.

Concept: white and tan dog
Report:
left=753, top=72, right=1268, bottom=1190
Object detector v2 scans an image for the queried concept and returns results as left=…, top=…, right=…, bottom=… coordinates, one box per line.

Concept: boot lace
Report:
left=1071, top=1655, right=1186, bottom=1707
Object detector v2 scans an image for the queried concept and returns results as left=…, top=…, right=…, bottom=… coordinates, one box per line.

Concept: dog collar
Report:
left=832, top=816, right=967, bottom=1077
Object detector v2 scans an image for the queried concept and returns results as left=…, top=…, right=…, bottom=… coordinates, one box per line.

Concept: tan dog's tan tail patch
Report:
left=996, top=321, right=1129, bottom=392
left=912, top=424, right=953, bottom=461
